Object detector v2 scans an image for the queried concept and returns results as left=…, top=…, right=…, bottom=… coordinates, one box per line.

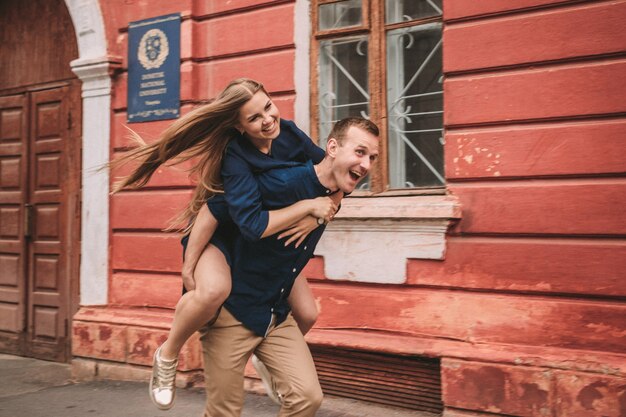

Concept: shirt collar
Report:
left=307, top=160, right=337, bottom=196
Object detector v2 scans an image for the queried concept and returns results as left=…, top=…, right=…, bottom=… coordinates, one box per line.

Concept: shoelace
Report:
left=155, top=359, right=177, bottom=388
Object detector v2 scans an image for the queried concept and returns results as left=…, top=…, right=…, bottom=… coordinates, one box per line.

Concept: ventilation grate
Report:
left=310, top=345, right=443, bottom=414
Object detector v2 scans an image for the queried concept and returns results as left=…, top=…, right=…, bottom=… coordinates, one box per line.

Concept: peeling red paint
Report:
left=556, top=371, right=626, bottom=416
left=577, top=381, right=607, bottom=410
left=71, top=320, right=127, bottom=361
left=443, top=360, right=552, bottom=416
left=520, top=382, right=549, bottom=411
left=98, top=325, right=112, bottom=341
left=130, top=332, right=151, bottom=356
left=461, top=367, right=506, bottom=407
left=74, top=326, right=91, bottom=343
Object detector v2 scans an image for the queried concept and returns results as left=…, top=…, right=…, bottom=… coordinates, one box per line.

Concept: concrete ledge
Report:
left=71, top=357, right=202, bottom=388
left=73, top=307, right=626, bottom=378
left=71, top=358, right=97, bottom=381
left=443, top=410, right=494, bottom=417
left=337, top=195, right=461, bottom=220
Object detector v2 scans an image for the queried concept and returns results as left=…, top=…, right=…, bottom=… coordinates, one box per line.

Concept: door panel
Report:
left=26, top=88, right=70, bottom=361
left=0, top=94, right=28, bottom=351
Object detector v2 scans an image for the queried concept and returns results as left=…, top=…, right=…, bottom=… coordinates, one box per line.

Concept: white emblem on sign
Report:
left=138, top=28, right=169, bottom=70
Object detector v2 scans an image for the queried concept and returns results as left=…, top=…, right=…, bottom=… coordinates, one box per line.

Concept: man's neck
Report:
left=314, top=157, right=337, bottom=191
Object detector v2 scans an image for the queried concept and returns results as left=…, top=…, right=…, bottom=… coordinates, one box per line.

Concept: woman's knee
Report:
left=194, top=280, right=230, bottom=307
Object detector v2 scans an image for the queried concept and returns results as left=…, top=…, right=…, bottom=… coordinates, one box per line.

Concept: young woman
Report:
left=112, top=78, right=339, bottom=410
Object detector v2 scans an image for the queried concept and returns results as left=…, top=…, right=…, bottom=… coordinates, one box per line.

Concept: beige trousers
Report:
left=199, top=308, right=322, bottom=417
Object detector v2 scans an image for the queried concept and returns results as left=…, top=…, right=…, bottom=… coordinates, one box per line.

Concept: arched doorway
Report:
left=0, top=0, right=81, bottom=362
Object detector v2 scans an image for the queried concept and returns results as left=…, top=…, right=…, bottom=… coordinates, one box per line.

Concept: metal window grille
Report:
left=316, top=0, right=444, bottom=190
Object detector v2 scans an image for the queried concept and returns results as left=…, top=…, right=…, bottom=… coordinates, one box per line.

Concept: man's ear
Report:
left=326, top=137, right=339, bottom=157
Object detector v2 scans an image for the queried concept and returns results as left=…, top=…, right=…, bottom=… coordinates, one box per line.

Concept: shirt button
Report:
left=326, top=190, right=330, bottom=194
left=304, top=246, right=308, bottom=251
left=280, top=288, right=284, bottom=294
left=271, top=308, right=274, bottom=312
left=292, top=268, right=296, bottom=273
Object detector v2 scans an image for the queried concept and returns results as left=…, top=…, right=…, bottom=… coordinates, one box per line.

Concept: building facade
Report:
left=0, top=0, right=625, bottom=415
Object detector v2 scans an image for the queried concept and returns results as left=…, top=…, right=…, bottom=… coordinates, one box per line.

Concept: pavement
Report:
left=0, top=354, right=434, bottom=417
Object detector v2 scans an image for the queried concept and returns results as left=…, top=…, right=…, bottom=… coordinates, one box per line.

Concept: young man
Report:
left=199, top=117, right=380, bottom=417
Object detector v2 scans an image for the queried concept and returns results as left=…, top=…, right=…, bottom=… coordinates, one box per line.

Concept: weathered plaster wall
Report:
left=436, top=0, right=626, bottom=415
left=70, top=0, right=626, bottom=415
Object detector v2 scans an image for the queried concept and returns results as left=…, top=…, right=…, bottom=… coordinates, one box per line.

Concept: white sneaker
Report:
left=252, top=354, right=282, bottom=405
left=149, top=346, right=178, bottom=410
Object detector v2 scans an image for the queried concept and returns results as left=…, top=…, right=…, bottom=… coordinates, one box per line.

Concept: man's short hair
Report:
left=328, top=117, right=380, bottom=145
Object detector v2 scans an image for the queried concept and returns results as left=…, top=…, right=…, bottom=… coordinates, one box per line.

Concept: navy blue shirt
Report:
left=224, top=160, right=334, bottom=336
left=193, top=119, right=324, bottom=266
left=207, top=120, right=332, bottom=336
left=219, top=119, right=324, bottom=241
left=183, top=119, right=329, bottom=335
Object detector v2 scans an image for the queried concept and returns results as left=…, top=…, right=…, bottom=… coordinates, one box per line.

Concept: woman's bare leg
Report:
left=160, top=244, right=232, bottom=360
left=288, top=274, right=318, bottom=335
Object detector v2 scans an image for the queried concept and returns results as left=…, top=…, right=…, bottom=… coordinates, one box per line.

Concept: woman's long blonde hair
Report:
left=111, top=78, right=267, bottom=232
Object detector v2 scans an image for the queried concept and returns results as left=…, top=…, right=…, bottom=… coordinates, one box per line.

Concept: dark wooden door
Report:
left=0, top=85, right=79, bottom=362
left=0, top=94, right=29, bottom=353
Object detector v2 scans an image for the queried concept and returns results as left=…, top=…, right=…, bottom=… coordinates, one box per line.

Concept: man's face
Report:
left=328, top=126, right=379, bottom=193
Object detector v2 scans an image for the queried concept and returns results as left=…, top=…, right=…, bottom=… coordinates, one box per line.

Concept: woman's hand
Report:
left=278, top=215, right=319, bottom=247
left=181, top=265, right=196, bottom=291
left=308, top=197, right=337, bottom=223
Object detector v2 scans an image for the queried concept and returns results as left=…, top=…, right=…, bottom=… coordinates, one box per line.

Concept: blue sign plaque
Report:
left=127, top=13, right=181, bottom=123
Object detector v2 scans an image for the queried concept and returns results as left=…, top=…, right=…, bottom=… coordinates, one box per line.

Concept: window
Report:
left=311, top=0, right=444, bottom=192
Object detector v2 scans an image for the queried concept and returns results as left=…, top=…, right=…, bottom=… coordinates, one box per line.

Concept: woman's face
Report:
left=237, top=91, right=281, bottom=145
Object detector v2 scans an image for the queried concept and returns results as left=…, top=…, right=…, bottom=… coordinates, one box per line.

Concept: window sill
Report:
left=337, top=194, right=461, bottom=220
left=315, top=194, right=462, bottom=284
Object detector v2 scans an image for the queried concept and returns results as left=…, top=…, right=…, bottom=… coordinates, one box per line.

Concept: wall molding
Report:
left=315, top=195, right=461, bottom=284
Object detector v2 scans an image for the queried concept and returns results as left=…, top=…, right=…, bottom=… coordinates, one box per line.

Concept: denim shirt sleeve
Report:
left=221, top=147, right=269, bottom=241
left=286, top=119, right=325, bottom=163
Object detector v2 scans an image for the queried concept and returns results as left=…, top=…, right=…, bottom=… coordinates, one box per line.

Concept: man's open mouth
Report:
left=349, top=170, right=363, bottom=181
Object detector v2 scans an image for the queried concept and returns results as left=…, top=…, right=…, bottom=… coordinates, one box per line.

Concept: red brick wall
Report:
left=106, top=0, right=298, bottom=310
left=436, top=1, right=626, bottom=415
left=71, top=1, right=626, bottom=415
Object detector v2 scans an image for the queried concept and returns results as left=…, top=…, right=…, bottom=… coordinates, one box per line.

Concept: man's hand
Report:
left=309, top=197, right=337, bottom=223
